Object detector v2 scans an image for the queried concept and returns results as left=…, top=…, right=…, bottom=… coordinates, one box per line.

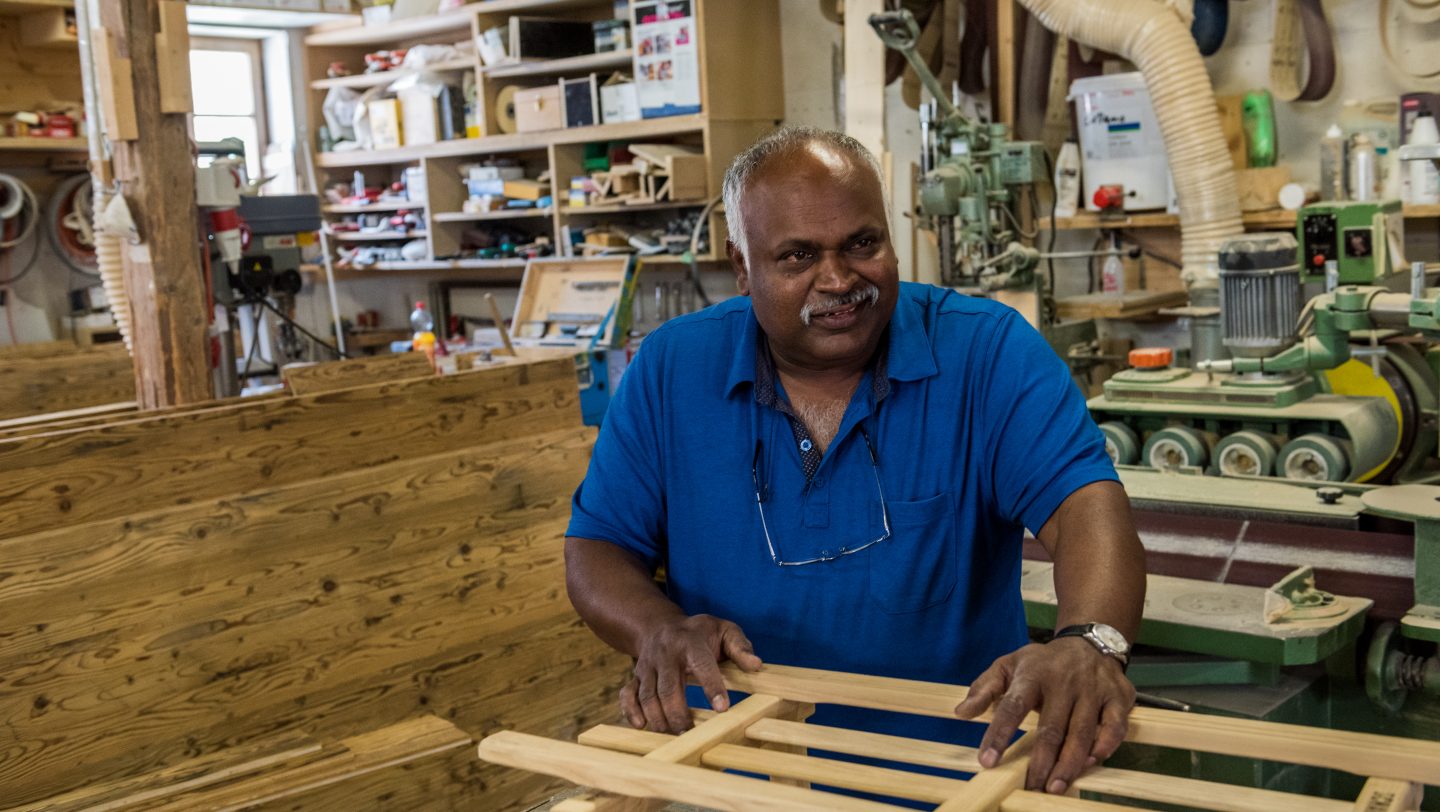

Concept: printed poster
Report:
left=631, top=1, right=701, bottom=118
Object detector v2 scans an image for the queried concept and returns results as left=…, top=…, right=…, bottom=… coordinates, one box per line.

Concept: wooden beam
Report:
left=843, top=0, right=886, bottom=158
left=996, top=0, right=1017, bottom=127
left=97, top=0, right=209, bottom=409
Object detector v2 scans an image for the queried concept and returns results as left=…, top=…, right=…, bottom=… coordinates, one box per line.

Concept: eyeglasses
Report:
left=751, top=428, right=892, bottom=566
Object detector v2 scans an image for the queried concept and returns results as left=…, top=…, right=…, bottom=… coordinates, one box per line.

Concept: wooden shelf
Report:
left=1044, top=204, right=1440, bottom=231
left=562, top=199, right=708, bottom=216
left=310, top=57, right=475, bottom=91
left=433, top=209, right=552, bottom=222
left=0, top=136, right=86, bottom=152
left=483, top=49, right=632, bottom=79
left=332, top=230, right=428, bottom=241
left=323, top=201, right=425, bottom=214
left=0, top=0, right=70, bottom=14
left=312, top=258, right=530, bottom=279
left=304, top=7, right=475, bottom=47
left=316, top=114, right=706, bottom=168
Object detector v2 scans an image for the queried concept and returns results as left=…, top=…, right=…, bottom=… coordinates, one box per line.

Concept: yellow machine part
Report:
left=1323, top=359, right=1403, bottom=482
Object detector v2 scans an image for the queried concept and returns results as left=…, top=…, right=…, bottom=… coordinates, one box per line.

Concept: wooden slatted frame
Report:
left=477, top=663, right=1438, bottom=811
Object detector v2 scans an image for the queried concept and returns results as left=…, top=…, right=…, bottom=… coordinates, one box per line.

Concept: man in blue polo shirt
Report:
left=565, top=127, right=1146, bottom=796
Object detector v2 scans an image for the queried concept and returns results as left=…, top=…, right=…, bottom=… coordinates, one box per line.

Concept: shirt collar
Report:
left=723, top=286, right=940, bottom=397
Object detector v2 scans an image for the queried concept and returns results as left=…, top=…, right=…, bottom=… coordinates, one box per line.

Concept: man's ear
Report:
left=727, top=239, right=751, bottom=296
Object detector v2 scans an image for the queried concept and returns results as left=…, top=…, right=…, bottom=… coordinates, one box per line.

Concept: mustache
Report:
left=800, top=284, right=880, bottom=326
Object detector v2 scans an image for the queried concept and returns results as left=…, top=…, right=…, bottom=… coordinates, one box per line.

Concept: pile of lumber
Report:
left=0, top=355, right=629, bottom=808
left=583, top=143, right=706, bottom=207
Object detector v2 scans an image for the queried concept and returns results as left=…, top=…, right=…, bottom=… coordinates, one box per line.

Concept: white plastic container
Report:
left=1069, top=72, right=1173, bottom=212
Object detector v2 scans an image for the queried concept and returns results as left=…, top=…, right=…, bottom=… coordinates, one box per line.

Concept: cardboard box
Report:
left=398, top=87, right=439, bottom=146
left=367, top=99, right=403, bottom=149
left=600, top=80, right=641, bottom=124
left=515, top=85, right=564, bottom=133
left=504, top=178, right=548, bottom=200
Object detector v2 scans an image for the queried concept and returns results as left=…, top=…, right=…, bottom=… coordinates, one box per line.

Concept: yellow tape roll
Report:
left=493, top=85, right=519, bottom=135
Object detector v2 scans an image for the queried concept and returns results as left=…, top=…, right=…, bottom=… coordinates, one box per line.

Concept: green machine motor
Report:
left=1296, top=199, right=1403, bottom=285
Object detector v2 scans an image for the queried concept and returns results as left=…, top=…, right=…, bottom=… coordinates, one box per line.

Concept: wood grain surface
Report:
left=0, top=345, right=136, bottom=421
left=0, top=357, right=579, bottom=539
left=0, top=356, right=628, bottom=808
left=281, top=353, right=434, bottom=396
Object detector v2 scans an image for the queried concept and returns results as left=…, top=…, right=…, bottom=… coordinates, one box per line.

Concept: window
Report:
left=189, top=37, right=269, bottom=181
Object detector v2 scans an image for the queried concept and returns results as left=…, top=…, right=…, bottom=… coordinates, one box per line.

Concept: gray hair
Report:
left=721, top=126, right=885, bottom=263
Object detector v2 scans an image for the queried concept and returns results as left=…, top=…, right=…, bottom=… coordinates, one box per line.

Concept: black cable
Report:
left=238, top=306, right=263, bottom=382
left=1040, top=150, right=1058, bottom=298
left=259, top=298, right=348, bottom=359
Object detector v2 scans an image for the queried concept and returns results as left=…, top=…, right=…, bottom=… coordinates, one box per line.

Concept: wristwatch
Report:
left=1053, top=623, right=1131, bottom=671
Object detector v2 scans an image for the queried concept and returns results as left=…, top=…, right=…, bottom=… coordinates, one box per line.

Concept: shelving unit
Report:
left=310, top=58, right=476, bottom=91
left=1043, top=204, right=1440, bottom=231
left=303, top=0, right=781, bottom=284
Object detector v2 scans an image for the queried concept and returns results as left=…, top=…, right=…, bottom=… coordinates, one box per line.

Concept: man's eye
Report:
left=781, top=250, right=812, bottom=263
left=850, top=238, right=876, bottom=251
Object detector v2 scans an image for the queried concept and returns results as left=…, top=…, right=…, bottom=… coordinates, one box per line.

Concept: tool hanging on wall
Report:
left=1269, top=0, right=1336, bottom=102
left=1380, top=0, right=1440, bottom=85
left=1190, top=0, right=1228, bottom=57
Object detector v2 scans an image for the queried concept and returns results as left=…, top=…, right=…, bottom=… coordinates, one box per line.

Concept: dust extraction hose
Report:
left=1017, top=0, right=1243, bottom=290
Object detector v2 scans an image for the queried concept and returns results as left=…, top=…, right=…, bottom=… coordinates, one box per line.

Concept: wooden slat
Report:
left=934, top=732, right=1034, bottom=812
left=280, top=352, right=433, bottom=395
left=1351, top=778, right=1423, bottom=811
left=0, top=356, right=579, bottom=539
left=1053, top=290, right=1190, bottom=321
left=479, top=732, right=908, bottom=812
left=718, top=663, right=1440, bottom=785
left=999, top=792, right=1129, bottom=811
left=701, top=743, right=968, bottom=804
left=584, top=720, right=1348, bottom=812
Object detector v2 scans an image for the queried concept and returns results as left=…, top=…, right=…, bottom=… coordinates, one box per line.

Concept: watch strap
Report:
left=1053, top=623, right=1131, bottom=670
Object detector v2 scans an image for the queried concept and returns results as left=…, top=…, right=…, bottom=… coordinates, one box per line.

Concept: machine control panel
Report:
left=1301, top=211, right=1338, bottom=273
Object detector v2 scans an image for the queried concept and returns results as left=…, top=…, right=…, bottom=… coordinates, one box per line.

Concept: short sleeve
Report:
left=982, top=312, right=1119, bottom=534
left=566, top=337, right=668, bottom=570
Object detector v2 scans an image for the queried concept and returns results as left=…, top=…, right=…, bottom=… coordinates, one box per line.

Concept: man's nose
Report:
left=814, top=250, right=858, bottom=291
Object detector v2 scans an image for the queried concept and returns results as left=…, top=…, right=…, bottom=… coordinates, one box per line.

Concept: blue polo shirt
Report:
left=568, top=282, right=1117, bottom=748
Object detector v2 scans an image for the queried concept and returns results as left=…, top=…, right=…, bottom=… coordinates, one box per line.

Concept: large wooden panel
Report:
left=0, top=425, right=619, bottom=805
left=0, top=344, right=136, bottom=420
left=0, top=356, right=580, bottom=538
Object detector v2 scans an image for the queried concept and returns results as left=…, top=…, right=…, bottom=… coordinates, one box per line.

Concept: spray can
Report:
left=1407, top=113, right=1440, bottom=204
left=1349, top=134, right=1377, bottom=201
left=1319, top=124, right=1345, bottom=201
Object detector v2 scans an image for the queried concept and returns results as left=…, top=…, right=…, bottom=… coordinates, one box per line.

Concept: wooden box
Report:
left=510, top=257, right=633, bottom=349
left=515, top=85, right=564, bottom=133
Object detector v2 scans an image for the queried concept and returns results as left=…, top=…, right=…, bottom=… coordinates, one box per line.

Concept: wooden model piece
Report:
left=479, top=663, right=1440, bottom=811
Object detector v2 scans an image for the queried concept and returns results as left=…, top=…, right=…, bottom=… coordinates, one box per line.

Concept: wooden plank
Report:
left=717, top=664, right=1440, bottom=785
left=89, top=26, right=138, bottom=140
left=0, top=356, right=579, bottom=538
left=701, top=743, right=968, bottom=803
left=0, top=340, right=84, bottom=359
left=99, top=0, right=209, bottom=408
left=933, top=732, right=1034, bottom=811
left=0, top=345, right=136, bottom=420
left=1053, top=290, right=1189, bottom=321
left=1351, top=778, right=1423, bottom=811
left=479, top=732, right=909, bottom=812
left=154, top=0, right=191, bottom=114
left=280, top=352, right=434, bottom=395
left=999, top=793, right=1129, bottom=812
left=843, top=0, right=885, bottom=157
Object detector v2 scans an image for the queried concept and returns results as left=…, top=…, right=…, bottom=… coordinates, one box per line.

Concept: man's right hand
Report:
left=620, top=614, right=763, bottom=733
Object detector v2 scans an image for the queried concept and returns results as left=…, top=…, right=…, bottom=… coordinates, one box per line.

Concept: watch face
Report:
left=1091, top=624, right=1129, bottom=653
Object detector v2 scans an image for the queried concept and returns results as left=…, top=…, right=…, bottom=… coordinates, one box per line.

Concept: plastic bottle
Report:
left=1408, top=113, right=1440, bottom=204
left=1349, top=134, right=1377, bottom=201
left=1319, top=125, right=1345, bottom=201
left=410, top=301, right=436, bottom=352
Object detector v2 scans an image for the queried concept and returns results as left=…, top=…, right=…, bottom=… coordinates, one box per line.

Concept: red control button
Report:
left=1313, top=254, right=1326, bottom=267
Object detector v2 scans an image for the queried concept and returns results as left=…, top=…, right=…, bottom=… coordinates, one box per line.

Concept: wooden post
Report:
left=843, top=0, right=886, bottom=158
left=996, top=0, right=1016, bottom=127
left=95, top=0, right=209, bottom=408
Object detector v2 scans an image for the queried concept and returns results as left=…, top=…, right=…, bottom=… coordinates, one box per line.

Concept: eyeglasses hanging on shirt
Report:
left=751, top=427, right=892, bottom=567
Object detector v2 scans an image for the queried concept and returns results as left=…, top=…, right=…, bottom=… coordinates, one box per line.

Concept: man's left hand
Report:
left=954, top=637, right=1135, bottom=794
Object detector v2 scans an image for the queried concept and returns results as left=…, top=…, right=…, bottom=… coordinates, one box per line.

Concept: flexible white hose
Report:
left=1018, top=0, right=1243, bottom=290
left=75, top=0, right=132, bottom=353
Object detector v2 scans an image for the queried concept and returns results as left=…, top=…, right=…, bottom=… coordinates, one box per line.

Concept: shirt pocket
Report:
left=866, top=491, right=958, bottom=614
